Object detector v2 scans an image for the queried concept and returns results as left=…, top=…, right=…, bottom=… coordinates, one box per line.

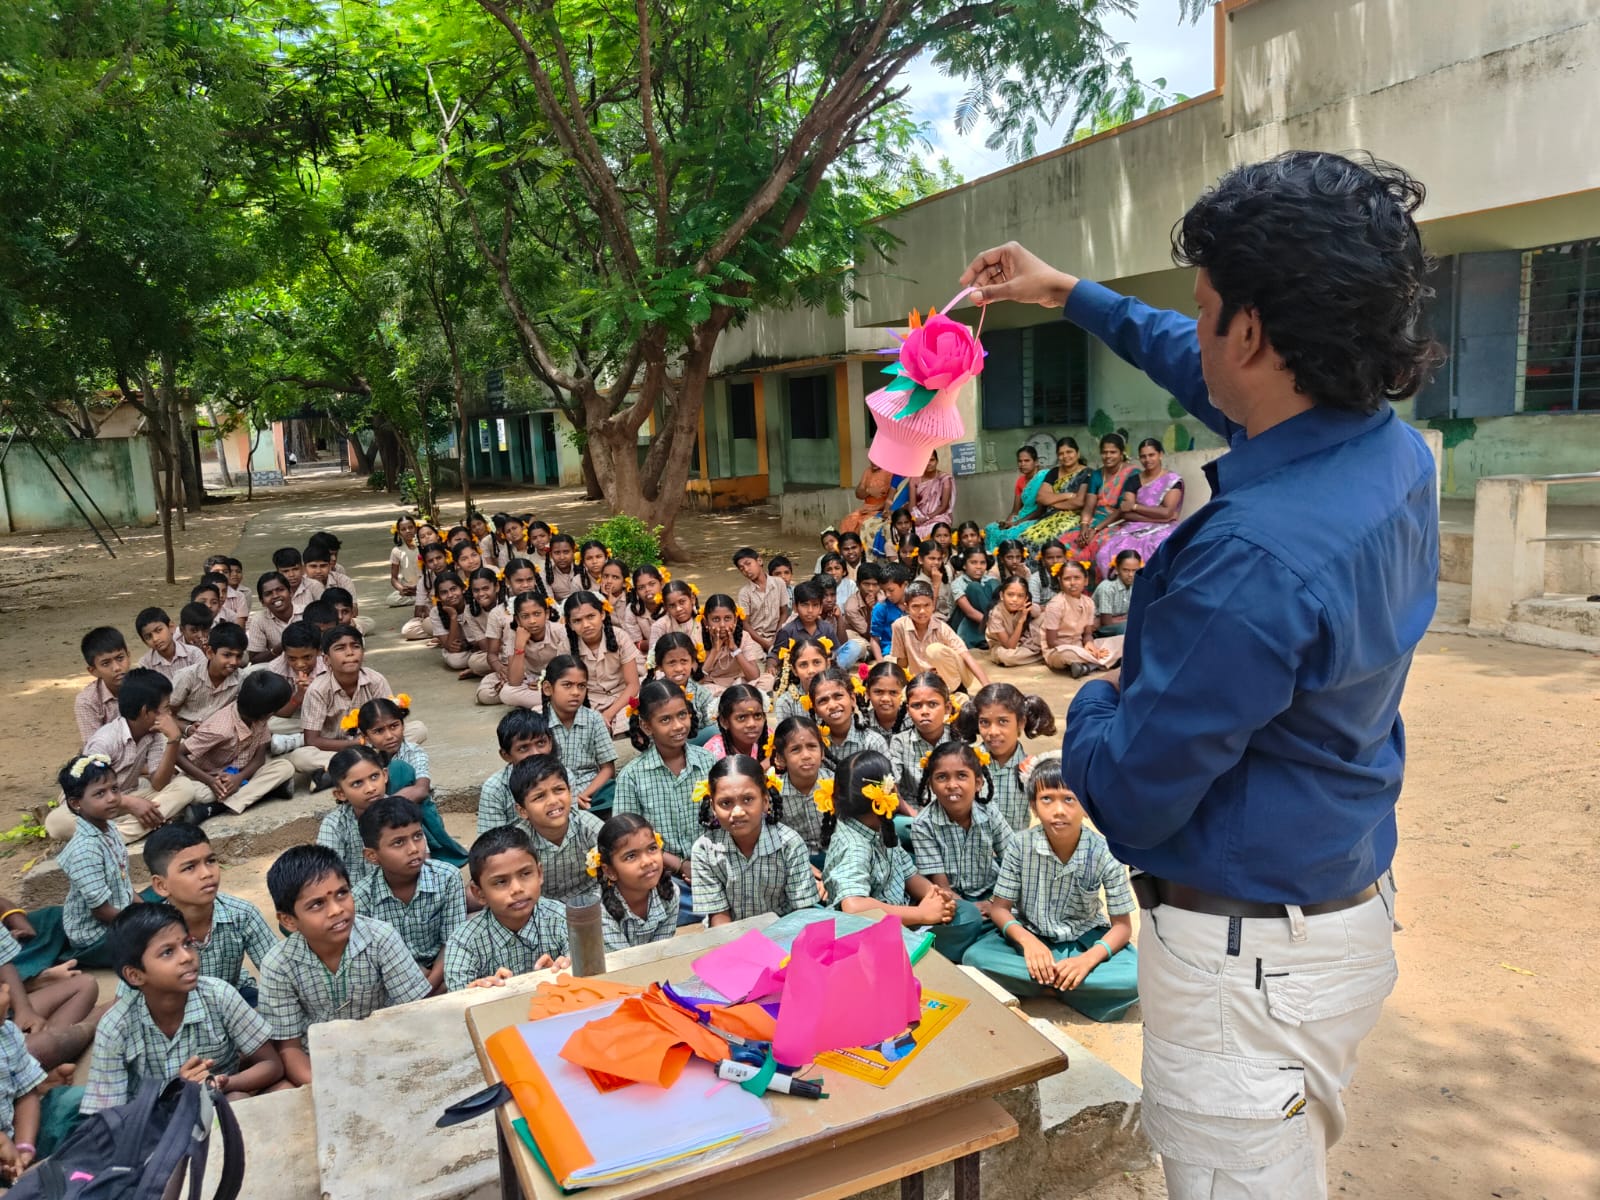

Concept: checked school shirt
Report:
left=613, top=744, right=716, bottom=860
left=59, top=816, right=134, bottom=949
left=993, top=826, right=1136, bottom=945
left=600, top=883, right=680, bottom=952
left=985, top=745, right=1031, bottom=832
left=82, top=978, right=270, bottom=1114
left=442, top=901, right=570, bottom=992
left=827, top=725, right=888, bottom=766
left=909, top=802, right=1015, bottom=901
left=690, top=824, right=817, bottom=921
left=259, top=915, right=430, bottom=1045
left=0, top=1023, right=44, bottom=1136
left=117, top=894, right=277, bottom=999
left=823, top=819, right=916, bottom=909
left=549, top=706, right=617, bottom=800
left=478, top=764, right=518, bottom=836
left=778, top=770, right=831, bottom=854
left=888, top=728, right=943, bottom=805
left=529, top=809, right=604, bottom=905
left=354, top=859, right=467, bottom=966
left=317, top=804, right=376, bottom=888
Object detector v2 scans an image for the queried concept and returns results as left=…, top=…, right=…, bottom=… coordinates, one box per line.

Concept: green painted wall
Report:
left=1, top=437, right=158, bottom=532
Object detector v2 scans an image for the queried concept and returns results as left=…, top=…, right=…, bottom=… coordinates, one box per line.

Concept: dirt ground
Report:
left=1, top=468, right=1596, bottom=1199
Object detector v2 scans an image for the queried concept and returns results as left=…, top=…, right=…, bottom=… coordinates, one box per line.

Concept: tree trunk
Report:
left=580, top=442, right=602, bottom=500
left=158, top=354, right=188, bottom=532
left=206, top=403, right=234, bottom=488
left=458, top=403, right=474, bottom=516
left=136, top=364, right=179, bottom=584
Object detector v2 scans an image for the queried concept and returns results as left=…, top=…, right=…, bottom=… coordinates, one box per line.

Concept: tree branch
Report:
left=635, top=0, right=670, bottom=266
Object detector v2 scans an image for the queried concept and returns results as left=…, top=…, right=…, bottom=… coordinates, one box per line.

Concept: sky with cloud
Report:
left=905, top=4, right=1216, bottom=182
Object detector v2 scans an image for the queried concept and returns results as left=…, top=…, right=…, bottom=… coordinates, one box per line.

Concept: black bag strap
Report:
left=204, top=1091, right=245, bottom=1200
left=113, top=1080, right=170, bottom=1169
left=36, top=1158, right=67, bottom=1200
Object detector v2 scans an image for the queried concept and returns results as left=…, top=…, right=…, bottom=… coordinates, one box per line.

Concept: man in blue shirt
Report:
left=961, top=151, right=1439, bottom=1200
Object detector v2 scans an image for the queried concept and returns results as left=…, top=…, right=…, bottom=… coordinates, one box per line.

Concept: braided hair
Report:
left=577, top=539, right=608, bottom=589
left=903, top=671, right=956, bottom=740
left=502, top=557, right=549, bottom=607
left=821, top=749, right=898, bottom=851
left=544, top=533, right=578, bottom=587
left=697, top=754, right=784, bottom=831
left=714, top=684, right=768, bottom=760
left=466, top=566, right=507, bottom=617
left=993, top=574, right=1037, bottom=643
left=1034, top=541, right=1067, bottom=599
left=917, top=538, right=951, bottom=583
left=914, top=739, right=995, bottom=813
left=862, top=661, right=910, bottom=735
left=995, top=538, right=1030, bottom=581
left=698, top=593, right=749, bottom=661
left=563, top=590, right=619, bottom=656
left=951, top=681, right=1058, bottom=742
left=807, top=666, right=860, bottom=765
left=628, top=565, right=665, bottom=620
left=772, top=634, right=829, bottom=706
left=627, top=679, right=697, bottom=751
left=596, top=813, right=678, bottom=924
left=392, top=515, right=416, bottom=547
left=648, top=631, right=702, bottom=685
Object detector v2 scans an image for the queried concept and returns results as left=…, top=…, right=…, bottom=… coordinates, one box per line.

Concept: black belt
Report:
left=1132, top=875, right=1380, bottom=919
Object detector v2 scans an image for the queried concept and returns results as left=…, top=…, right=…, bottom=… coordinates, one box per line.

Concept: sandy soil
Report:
left=1, top=471, right=1595, bottom=1199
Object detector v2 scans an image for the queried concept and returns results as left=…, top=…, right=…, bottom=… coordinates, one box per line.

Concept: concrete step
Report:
left=20, top=781, right=479, bottom=908
left=1505, top=593, right=1600, bottom=652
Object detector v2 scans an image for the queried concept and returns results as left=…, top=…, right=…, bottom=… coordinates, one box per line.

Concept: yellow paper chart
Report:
left=814, top=990, right=969, bottom=1088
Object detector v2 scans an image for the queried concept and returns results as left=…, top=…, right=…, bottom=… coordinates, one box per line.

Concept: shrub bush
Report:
left=585, top=515, right=663, bottom=569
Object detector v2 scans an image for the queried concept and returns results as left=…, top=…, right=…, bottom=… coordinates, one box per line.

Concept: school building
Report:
left=700, top=0, right=1600, bottom=530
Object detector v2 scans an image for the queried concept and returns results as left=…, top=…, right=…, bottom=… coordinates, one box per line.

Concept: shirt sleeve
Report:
left=442, top=924, right=480, bottom=992
left=783, top=836, right=818, bottom=912
left=1063, top=280, right=1232, bottom=440
left=258, top=951, right=310, bottom=1042
left=611, top=766, right=640, bottom=818
left=240, top=907, right=281, bottom=985
left=1098, top=849, right=1137, bottom=917
left=78, top=1015, right=130, bottom=1114
left=61, top=843, right=114, bottom=910
left=374, top=923, right=432, bottom=1006
left=908, top=817, right=943, bottom=878
left=993, top=841, right=1024, bottom=905
left=214, top=980, right=271, bottom=1057
left=827, top=844, right=874, bottom=902
left=73, top=691, right=101, bottom=745
left=689, top=839, right=728, bottom=916
left=1092, top=581, right=1117, bottom=616
left=1063, top=537, right=1324, bottom=851
left=438, top=871, right=468, bottom=947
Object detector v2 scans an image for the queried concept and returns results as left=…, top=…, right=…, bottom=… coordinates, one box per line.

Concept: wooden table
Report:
left=464, top=945, right=1066, bottom=1200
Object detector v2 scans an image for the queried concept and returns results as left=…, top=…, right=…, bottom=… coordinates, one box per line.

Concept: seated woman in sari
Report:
left=983, top=445, right=1045, bottom=551
left=841, top=464, right=910, bottom=562
left=1069, top=434, right=1139, bottom=571
left=1094, top=438, right=1185, bottom=576
left=1020, top=437, right=1093, bottom=550
left=909, top=453, right=956, bottom=538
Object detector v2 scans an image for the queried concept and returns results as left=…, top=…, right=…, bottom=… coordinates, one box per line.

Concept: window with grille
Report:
left=729, top=382, right=757, bottom=440
left=982, top=324, right=1089, bottom=429
left=1523, top=238, right=1600, bottom=412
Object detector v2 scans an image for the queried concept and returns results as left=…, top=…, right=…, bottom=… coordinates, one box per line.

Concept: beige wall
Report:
left=855, top=0, right=1600, bottom=324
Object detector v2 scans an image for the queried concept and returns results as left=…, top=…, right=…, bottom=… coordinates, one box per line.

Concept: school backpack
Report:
left=10, top=1079, right=244, bottom=1200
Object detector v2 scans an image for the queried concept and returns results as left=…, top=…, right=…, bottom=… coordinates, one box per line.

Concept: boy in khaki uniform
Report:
left=73, top=628, right=130, bottom=744
left=178, top=673, right=298, bottom=819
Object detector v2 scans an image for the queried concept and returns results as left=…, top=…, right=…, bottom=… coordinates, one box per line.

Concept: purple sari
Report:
left=1094, top=470, right=1184, bottom=576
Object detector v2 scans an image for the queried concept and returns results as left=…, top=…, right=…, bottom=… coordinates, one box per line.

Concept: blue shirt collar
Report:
left=1206, top=402, right=1393, bottom=497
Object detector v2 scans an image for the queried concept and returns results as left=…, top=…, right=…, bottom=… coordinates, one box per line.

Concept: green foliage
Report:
left=585, top=516, right=664, bottom=571
left=366, top=471, right=389, bottom=491
left=0, top=815, right=48, bottom=858
left=1089, top=409, right=1116, bottom=440
left=1167, top=397, right=1188, bottom=420
left=1067, top=64, right=1194, bottom=148
left=1428, top=417, right=1479, bottom=450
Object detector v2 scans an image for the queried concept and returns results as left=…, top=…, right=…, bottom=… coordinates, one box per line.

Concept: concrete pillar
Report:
left=1469, top=474, right=1547, bottom=634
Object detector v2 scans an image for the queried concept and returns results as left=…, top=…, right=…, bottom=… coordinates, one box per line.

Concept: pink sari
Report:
left=910, top=472, right=955, bottom=538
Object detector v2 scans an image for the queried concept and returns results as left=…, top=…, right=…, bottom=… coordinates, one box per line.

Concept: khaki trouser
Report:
left=476, top=675, right=506, bottom=706
left=401, top=616, right=431, bottom=640
left=498, top=683, right=543, bottom=711
left=1138, top=883, right=1397, bottom=1200
left=441, top=650, right=471, bottom=671
left=922, top=643, right=983, bottom=693
left=467, top=651, right=492, bottom=677
left=285, top=717, right=430, bottom=777
left=45, top=777, right=213, bottom=844
left=215, top=756, right=297, bottom=814
left=989, top=644, right=1042, bottom=667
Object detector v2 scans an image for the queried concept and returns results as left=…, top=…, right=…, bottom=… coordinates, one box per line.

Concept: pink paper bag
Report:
left=692, top=929, right=788, bottom=1002
left=772, top=915, right=922, bottom=1067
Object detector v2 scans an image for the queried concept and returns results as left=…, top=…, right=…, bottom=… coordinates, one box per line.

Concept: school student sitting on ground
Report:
left=595, top=815, right=679, bottom=952
left=260, top=845, right=431, bottom=1087
left=134, top=607, right=205, bottom=682
left=354, top=797, right=466, bottom=997
left=73, top=627, right=129, bottom=744
left=168, top=620, right=248, bottom=734
left=0, top=989, right=48, bottom=1182
left=246, top=572, right=296, bottom=664
left=53, top=756, right=140, bottom=970
left=508, top=756, right=602, bottom=905
left=142, top=824, right=277, bottom=1005
left=178, top=603, right=217, bottom=656
left=478, top=709, right=554, bottom=835
left=81, top=906, right=285, bottom=1113
left=289, top=624, right=425, bottom=778
left=47, top=670, right=211, bottom=843
left=315, top=747, right=390, bottom=888
left=443, top=826, right=571, bottom=991
left=176, top=671, right=297, bottom=822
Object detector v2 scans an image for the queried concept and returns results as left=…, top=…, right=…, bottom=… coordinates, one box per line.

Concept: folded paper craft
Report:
left=771, top=914, right=923, bottom=1068
left=866, top=289, right=986, bottom=477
